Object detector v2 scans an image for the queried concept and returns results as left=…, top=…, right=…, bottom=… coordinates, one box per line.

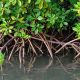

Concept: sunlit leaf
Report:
left=28, top=0, right=31, bottom=3
left=12, top=0, right=16, bottom=5
left=0, top=2, right=3, bottom=8
left=45, top=0, right=51, bottom=2
left=37, top=16, right=43, bottom=20
left=11, top=16, right=16, bottom=20
left=39, top=0, right=43, bottom=9
left=18, top=0, right=22, bottom=6
left=35, top=0, right=41, bottom=4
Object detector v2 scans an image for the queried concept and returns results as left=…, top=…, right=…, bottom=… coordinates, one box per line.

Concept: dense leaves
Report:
left=0, top=0, right=79, bottom=38
left=73, top=1, right=80, bottom=39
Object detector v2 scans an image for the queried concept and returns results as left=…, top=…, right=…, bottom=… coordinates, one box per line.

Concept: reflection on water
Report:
left=0, top=54, right=80, bottom=80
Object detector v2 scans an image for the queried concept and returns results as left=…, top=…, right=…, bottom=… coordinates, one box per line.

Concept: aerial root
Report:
left=0, top=34, right=80, bottom=70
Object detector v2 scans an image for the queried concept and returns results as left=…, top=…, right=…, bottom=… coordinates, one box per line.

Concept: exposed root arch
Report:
left=0, top=33, right=80, bottom=70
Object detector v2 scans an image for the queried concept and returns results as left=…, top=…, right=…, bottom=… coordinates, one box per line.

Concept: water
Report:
left=0, top=54, right=80, bottom=80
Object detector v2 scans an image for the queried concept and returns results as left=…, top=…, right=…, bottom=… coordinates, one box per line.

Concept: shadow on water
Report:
left=0, top=51, right=80, bottom=80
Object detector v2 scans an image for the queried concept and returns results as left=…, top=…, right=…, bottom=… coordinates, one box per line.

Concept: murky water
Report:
left=0, top=53, right=80, bottom=80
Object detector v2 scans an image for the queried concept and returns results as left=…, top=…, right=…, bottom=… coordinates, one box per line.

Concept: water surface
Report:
left=0, top=54, right=80, bottom=80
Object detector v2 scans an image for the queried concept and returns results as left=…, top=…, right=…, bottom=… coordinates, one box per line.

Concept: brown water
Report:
left=0, top=53, right=80, bottom=80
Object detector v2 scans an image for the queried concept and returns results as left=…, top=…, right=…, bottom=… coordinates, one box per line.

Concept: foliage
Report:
left=73, top=1, right=80, bottom=39
left=73, top=23, right=80, bottom=38
left=0, top=52, right=5, bottom=65
left=0, top=0, right=78, bottom=38
left=69, top=0, right=78, bottom=5
left=73, top=1, right=80, bottom=16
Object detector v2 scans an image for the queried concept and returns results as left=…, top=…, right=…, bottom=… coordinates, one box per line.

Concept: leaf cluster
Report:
left=0, top=0, right=77, bottom=38
left=73, top=1, right=80, bottom=39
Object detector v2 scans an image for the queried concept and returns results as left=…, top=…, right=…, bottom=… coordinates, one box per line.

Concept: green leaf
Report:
left=37, top=16, right=43, bottom=20
left=35, top=29, right=38, bottom=34
left=69, top=0, right=78, bottom=5
left=63, top=22, right=68, bottom=26
left=4, top=2, right=10, bottom=7
left=11, top=16, right=16, bottom=20
left=73, top=23, right=80, bottom=38
left=35, top=0, right=41, bottom=4
left=31, top=27, right=36, bottom=31
left=60, top=23, right=63, bottom=28
left=18, top=0, right=22, bottom=6
left=9, top=30, right=12, bottom=33
left=18, top=17, right=24, bottom=23
left=43, top=2, right=48, bottom=8
left=60, top=0, right=64, bottom=3
left=45, top=0, right=51, bottom=3
left=39, top=0, right=43, bottom=9
left=5, top=8, right=11, bottom=14
left=9, top=26, right=13, bottom=29
left=0, top=2, right=3, bottom=8
left=28, top=0, right=31, bottom=3
left=12, top=0, right=16, bottom=5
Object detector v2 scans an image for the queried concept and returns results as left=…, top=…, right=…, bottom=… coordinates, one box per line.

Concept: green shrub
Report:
left=0, top=0, right=76, bottom=38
